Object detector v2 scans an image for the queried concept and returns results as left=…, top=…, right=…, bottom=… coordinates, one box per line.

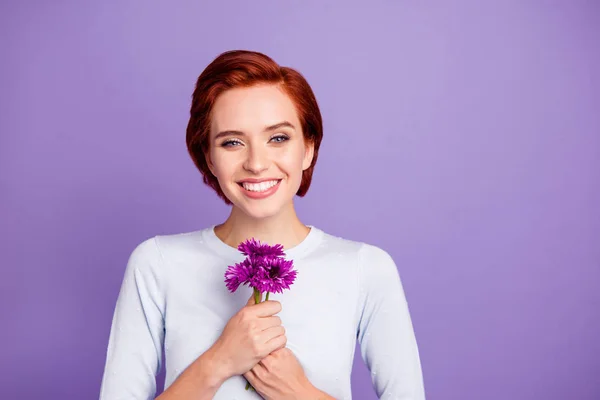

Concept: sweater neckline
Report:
left=203, top=224, right=323, bottom=261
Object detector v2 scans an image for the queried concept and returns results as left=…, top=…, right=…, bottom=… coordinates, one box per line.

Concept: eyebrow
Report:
left=214, top=121, right=295, bottom=140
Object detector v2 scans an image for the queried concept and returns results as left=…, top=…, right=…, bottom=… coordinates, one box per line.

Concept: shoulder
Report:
left=358, top=243, right=400, bottom=284
left=358, top=242, right=395, bottom=267
left=127, top=236, right=161, bottom=266
left=153, top=228, right=205, bottom=256
left=126, top=228, right=205, bottom=271
left=318, top=230, right=364, bottom=255
left=122, top=229, right=207, bottom=294
left=320, top=230, right=394, bottom=263
left=319, top=230, right=398, bottom=277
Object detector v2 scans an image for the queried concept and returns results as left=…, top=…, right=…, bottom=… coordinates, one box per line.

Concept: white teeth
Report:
left=242, top=180, right=279, bottom=192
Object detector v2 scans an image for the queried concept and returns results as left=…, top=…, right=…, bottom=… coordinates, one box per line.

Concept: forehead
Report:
left=210, top=85, right=300, bottom=132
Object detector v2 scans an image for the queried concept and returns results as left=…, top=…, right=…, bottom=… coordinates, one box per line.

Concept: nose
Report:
left=243, top=143, right=269, bottom=174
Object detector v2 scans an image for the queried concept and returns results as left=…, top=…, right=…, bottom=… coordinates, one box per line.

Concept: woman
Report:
left=100, top=50, right=425, bottom=399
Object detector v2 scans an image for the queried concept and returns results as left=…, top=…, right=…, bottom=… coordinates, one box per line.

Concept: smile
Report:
left=237, top=179, right=282, bottom=199
left=240, top=180, right=280, bottom=192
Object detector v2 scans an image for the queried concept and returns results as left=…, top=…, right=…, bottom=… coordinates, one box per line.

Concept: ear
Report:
left=302, top=140, right=315, bottom=171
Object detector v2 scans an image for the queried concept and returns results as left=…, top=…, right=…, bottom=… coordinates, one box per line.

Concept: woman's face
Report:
left=207, top=84, right=314, bottom=220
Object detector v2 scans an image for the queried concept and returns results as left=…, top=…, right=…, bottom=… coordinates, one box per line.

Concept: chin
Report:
left=239, top=201, right=286, bottom=220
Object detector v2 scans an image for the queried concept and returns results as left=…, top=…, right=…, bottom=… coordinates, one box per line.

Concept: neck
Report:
left=214, top=202, right=310, bottom=250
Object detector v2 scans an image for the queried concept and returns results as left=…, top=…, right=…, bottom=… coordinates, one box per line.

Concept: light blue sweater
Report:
left=99, top=225, right=426, bottom=399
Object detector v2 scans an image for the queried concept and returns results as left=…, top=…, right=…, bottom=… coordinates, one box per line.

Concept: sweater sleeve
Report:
left=356, top=243, right=426, bottom=400
left=99, top=237, right=166, bottom=400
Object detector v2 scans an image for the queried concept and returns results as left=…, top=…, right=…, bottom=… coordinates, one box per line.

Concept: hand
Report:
left=211, top=293, right=287, bottom=378
left=243, top=347, right=315, bottom=400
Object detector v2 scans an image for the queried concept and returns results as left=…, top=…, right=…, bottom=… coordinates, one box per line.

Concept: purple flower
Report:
left=224, top=258, right=254, bottom=292
left=238, top=238, right=285, bottom=259
left=250, top=257, right=297, bottom=294
left=224, top=238, right=297, bottom=294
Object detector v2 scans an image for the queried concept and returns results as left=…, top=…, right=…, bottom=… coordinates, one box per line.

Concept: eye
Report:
left=221, top=139, right=243, bottom=147
left=271, top=134, right=289, bottom=143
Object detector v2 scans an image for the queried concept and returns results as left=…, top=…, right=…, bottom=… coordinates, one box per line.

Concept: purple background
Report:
left=1, top=1, right=599, bottom=399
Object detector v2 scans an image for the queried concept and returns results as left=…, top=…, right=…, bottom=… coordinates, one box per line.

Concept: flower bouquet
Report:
left=224, top=238, right=298, bottom=390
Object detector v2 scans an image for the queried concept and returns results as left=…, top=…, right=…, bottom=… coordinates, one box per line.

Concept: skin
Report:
left=207, top=83, right=315, bottom=250
left=158, top=84, right=334, bottom=399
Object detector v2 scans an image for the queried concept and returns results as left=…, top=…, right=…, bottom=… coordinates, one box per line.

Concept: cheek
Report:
left=210, top=151, right=236, bottom=178
left=278, top=145, right=306, bottom=174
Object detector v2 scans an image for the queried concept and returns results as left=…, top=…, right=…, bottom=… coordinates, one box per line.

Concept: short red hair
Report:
left=185, top=50, right=323, bottom=205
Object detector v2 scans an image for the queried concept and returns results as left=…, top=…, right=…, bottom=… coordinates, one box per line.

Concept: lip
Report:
left=237, top=178, right=282, bottom=184
left=238, top=179, right=282, bottom=199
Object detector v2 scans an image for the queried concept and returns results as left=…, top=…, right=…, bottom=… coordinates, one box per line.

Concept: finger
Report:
left=252, top=361, right=268, bottom=379
left=243, top=370, right=260, bottom=391
left=260, top=325, right=285, bottom=342
left=258, top=353, right=275, bottom=371
left=244, top=369, right=259, bottom=385
left=257, top=316, right=282, bottom=331
left=268, top=335, right=287, bottom=352
left=251, top=300, right=282, bottom=317
left=263, top=327, right=287, bottom=351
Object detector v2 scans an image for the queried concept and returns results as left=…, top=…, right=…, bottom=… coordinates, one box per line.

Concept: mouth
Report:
left=237, top=179, right=282, bottom=193
left=237, top=179, right=283, bottom=199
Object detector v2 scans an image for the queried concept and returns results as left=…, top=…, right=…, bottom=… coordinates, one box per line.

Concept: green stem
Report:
left=253, top=287, right=261, bottom=304
left=246, top=288, right=265, bottom=391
